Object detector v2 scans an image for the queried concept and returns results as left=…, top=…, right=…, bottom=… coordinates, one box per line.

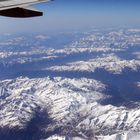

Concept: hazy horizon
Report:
left=0, top=0, right=140, bottom=33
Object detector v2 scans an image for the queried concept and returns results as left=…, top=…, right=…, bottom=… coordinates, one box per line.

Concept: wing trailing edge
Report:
left=0, top=7, right=43, bottom=18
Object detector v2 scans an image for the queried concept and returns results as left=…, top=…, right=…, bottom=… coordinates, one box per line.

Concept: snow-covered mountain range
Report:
left=0, top=28, right=140, bottom=140
left=0, top=77, right=140, bottom=140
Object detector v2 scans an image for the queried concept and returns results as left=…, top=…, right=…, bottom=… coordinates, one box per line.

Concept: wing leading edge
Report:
left=0, top=0, right=52, bottom=18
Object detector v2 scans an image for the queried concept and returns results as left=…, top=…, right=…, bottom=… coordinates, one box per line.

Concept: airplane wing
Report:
left=0, top=0, right=52, bottom=18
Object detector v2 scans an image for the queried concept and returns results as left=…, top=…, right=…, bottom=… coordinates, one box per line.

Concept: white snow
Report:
left=0, top=77, right=140, bottom=139
left=46, top=54, right=140, bottom=74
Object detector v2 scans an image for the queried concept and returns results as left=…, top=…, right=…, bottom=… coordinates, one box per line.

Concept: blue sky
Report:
left=0, top=0, right=140, bottom=33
